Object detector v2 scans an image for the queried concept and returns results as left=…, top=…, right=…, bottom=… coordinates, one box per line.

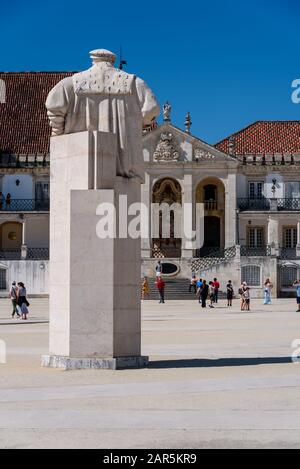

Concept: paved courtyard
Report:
left=0, top=297, right=300, bottom=449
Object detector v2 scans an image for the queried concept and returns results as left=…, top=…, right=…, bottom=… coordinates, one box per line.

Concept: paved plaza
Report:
left=0, top=297, right=300, bottom=449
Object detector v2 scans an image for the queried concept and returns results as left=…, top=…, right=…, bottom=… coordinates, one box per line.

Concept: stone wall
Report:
left=0, top=260, right=49, bottom=296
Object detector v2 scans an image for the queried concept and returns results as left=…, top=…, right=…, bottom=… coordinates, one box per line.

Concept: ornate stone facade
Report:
left=153, top=132, right=180, bottom=161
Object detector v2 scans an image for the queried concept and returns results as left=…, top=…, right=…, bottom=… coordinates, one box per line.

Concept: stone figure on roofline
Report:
left=45, top=49, right=160, bottom=180
left=163, top=101, right=171, bottom=122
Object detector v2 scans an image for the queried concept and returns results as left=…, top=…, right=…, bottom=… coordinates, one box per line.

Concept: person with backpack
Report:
left=239, top=282, right=247, bottom=311
left=200, top=280, right=209, bottom=308
left=10, top=281, right=20, bottom=318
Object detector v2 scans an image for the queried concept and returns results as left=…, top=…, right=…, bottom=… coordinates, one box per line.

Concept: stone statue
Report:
left=163, top=101, right=171, bottom=122
left=185, top=112, right=192, bottom=134
left=46, top=49, right=160, bottom=179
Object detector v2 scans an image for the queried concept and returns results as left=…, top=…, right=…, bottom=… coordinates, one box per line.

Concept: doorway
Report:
left=204, top=216, right=220, bottom=247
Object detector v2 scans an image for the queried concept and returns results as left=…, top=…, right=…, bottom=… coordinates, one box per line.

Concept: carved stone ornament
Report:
left=194, top=147, right=216, bottom=161
left=153, top=132, right=180, bottom=161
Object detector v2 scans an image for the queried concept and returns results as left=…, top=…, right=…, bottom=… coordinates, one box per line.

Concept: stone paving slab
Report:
left=0, top=298, right=300, bottom=448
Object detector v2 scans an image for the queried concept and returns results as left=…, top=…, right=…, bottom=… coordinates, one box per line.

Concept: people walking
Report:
left=242, top=287, right=251, bottom=311
left=293, top=279, right=300, bottom=312
left=208, top=281, right=215, bottom=308
left=155, top=276, right=165, bottom=304
left=141, top=277, right=150, bottom=301
left=212, top=277, right=220, bottom=304
left=239, top=282, right=247, bottom=311
left=263, top=278, right=273, bottom=305
left=226, top=280, right=234, bottom=307
left=196, top=278, right=203, bottom=303
left=189, top=275, right=197, bottom=294
left=10, top=281, right=20, bottom=318
left=17, top=282, right=29, bottom=320
left=200, top=280, right=209, bottom=308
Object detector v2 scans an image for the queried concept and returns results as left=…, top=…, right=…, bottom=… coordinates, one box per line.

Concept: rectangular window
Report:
left=249, top=181, right=263, bottom=199
left=248, top=227, right=264, bottom=247
left=284, top=227, right=297, bottom=248
left=35, top=181, right=49, bottom=201
left=0, top=269, right=6, bottom=290
left=242, top=266, right=261, bottom=286
left=285, top=182, right=300, bottom=198
left=281, top=267, right=298, bottom=288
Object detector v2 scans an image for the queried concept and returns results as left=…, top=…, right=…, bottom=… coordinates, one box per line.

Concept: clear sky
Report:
left=1, top=0, right=300, bottom=143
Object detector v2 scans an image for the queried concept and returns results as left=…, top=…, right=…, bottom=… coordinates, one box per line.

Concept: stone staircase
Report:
left=144, top=278, right=226, bottom=301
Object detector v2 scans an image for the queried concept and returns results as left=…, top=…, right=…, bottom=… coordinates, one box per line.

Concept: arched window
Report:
left=241, top=265, right=261, bottom=286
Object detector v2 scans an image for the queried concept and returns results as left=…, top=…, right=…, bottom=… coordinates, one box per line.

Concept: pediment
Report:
left=143, top=123, right=237, bottom=164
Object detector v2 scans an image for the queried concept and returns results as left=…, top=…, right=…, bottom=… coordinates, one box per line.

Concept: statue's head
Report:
left=89, top=49, right=116, bottom=65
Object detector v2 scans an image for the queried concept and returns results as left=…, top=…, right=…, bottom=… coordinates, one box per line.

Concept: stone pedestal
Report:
left=42, top=131, right=148, bottom=370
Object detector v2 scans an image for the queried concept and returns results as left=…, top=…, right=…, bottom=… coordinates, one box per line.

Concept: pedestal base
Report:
left=41, top=355, right=149, bottom=370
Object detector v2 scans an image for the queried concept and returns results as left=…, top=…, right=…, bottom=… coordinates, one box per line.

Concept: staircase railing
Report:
left=191, top=246, right=236, bottom=272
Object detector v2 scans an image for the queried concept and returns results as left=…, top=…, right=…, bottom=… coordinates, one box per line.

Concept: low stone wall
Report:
left=0, top=260, right=49, bottom=297
left=142, top=255, right=280, bottom=299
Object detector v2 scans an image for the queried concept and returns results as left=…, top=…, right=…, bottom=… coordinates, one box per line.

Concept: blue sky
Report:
left=1, top=0, right=300, bottom=143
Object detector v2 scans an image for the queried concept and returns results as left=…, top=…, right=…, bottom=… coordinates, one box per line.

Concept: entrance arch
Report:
left=152, top=178, right=182, bottom=258
left=196, top=178, right=225, bottom=253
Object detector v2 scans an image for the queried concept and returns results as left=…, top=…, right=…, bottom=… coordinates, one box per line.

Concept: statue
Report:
left=42, top=49, right=159, bottom=370
left=185, top=112, right=192, bottom=134
left=163, top=101, right=171, bottom=122
left=46, top=49, right=159, bottom=180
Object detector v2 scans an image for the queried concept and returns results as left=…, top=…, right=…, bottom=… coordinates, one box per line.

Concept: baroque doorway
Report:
left=152, top=178, right=182, bottom=258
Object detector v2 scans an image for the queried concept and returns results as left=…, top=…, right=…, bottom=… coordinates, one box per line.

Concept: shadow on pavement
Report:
left=149, top=356, right=292, bottom=369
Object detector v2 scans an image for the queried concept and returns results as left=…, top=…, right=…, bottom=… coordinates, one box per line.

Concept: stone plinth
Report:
left=42, top=131, right=147, bottom=369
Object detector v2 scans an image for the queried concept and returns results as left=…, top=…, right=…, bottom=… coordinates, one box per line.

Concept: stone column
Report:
left=42, top=131, right=148, bottom=370
left=267, top=215, right=279, bottom=256
left=270, top=198, right=278, bottom=211
left=225, top=173, right=237, bottom=248
left=21, top=218, right=27, bottom=259
left=296, top=221, right=300, bottom=257
left=181, top=174, right=193, bottom=258
left=141, top=173, right=151, bottom=258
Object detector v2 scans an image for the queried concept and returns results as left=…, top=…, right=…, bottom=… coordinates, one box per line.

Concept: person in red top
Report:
left=213, top=277, right=220, bottom=303
left=155, top=277, right=165, bottom=304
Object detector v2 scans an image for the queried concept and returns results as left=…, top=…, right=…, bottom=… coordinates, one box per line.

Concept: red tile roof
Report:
left=0, top=72, right=73, bottom=155
left=1, top=74, right=300, bottom=159
left=215, top=121, right=300, bottom=156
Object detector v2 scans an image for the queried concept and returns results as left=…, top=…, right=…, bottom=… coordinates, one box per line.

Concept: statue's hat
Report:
left=89, top=49, right=116, bottom=64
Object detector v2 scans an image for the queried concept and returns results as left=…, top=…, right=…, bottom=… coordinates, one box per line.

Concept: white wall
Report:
left=237, top=174, right=247, bottom=198
left=265, top=173, right=284, bottom=198
left=2, top=174, right=34, bottom=199
left=25, top=216, right=49, bottom=248
left=0, top=260, right=49, bottom=295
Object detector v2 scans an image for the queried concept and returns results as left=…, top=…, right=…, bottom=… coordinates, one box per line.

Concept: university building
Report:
left=0, top=72, right=300, bottom=297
